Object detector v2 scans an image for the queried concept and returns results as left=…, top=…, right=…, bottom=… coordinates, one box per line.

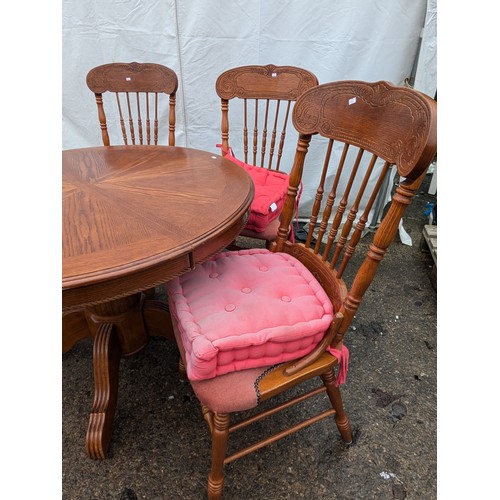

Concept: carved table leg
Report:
left=84, top=293, right=148, bottom=458
left=85, top=293, right=149, bottom=356
left=64, top=292, right=175, bottom=459
left=86, top=322, right=122, bottom=459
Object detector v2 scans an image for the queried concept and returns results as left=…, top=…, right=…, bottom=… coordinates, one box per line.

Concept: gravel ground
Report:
left=62, top=173, right=437, bottom=499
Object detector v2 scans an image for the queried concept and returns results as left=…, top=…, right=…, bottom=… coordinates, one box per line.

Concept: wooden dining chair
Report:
left=166, top=80, right=437, bottom=499
left=86, top=62, right=178, bottom=146
left=215, top=64, right=319, bottom=247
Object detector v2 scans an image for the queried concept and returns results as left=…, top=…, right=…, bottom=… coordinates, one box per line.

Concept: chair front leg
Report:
left=208, top=413, right=231, bottom=500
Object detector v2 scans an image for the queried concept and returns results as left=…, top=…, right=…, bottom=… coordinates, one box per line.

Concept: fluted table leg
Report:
left=64, top=292, right=174, bottom=459
left=85, top=322, right=122, bottom=459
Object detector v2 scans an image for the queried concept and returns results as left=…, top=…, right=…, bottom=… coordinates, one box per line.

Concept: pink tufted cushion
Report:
left=170, top=312, right=266, bottom=413
left=220, top=149, right=289, bottom=232
left=167, top=248, right=334, bottom=381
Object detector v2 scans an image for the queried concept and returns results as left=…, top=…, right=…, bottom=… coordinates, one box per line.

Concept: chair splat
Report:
left=87, top=62, right=178, bottom=146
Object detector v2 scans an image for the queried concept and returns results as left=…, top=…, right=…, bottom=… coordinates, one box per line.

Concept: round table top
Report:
left=62, top=146, right=253, bottom=310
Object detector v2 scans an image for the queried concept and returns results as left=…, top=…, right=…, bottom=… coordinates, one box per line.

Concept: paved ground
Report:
left=62, top=173, right=437, bottom=499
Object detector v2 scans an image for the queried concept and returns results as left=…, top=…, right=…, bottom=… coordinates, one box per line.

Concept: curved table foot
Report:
left=64, top=293, right=176, bottom=459
left=85, top=322, right=122, bottom=459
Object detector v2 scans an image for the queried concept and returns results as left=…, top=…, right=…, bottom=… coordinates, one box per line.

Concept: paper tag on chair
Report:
left=270, top=202, right=278, bottom=212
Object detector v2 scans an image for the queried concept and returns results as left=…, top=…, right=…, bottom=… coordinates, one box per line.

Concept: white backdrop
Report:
left=62, top=0, right=437, bottom=215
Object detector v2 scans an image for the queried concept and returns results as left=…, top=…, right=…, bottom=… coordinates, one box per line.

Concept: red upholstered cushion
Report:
left=222, top=153, right=289, bottom=232
left=167, top=248, right=334, bottom=381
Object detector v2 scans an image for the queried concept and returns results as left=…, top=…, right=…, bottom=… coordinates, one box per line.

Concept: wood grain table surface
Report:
left=62, top=145, right=253, bottom=458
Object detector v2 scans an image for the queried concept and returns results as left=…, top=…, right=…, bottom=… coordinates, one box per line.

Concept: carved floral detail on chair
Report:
left=216, top=65, right=318, bottom=100
left=86, top=62, right=178, bottom=94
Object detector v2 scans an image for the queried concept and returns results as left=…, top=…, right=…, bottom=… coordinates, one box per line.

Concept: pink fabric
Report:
left=217, top=145, right=289, bottom=232
left=191, top=368, right=265, bottom=413
left=326, top=344, right=349, bottom=386
left=167, top=249, right=334, bottom=381
left=171, top=308, right=348, bottom=412
left=240, top=217, right=281, bottom=242
left=169, top=305, right=264, bottom=413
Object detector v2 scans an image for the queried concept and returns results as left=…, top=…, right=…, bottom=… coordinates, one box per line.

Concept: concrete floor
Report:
left=62, top=174, right=437, bottom=499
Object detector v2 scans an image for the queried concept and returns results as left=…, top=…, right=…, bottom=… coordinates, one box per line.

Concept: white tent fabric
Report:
left=62, top=0, right=436, bottom=219
left=413, top=0, right=437, bottom=98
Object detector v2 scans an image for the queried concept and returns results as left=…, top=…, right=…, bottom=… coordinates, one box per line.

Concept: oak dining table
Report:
left=62, top=145, right=254, bottom=459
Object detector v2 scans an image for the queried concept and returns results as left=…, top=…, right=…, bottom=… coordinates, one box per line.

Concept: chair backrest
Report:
left=215, top=64, right=318, bottom=171
left=271, top=80, right=437, bottom=364
left=86, top=62, right=178, bottom=146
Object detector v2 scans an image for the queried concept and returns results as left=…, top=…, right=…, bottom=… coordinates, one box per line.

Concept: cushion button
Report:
left=281, top=296, right=291, bottom=302
left=241, top=287, right=252, bottom=294
left=209, top=272, right=219, bottom=278
left=225, top=304, right=236, bottom=312
left=259, top=266, right=269, bottom=272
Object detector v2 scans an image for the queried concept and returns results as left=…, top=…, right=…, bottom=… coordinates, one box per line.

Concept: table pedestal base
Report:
left=62, top=292, right=174, bottom=459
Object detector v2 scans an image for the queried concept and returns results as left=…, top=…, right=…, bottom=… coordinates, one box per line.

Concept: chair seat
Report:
left=171, top=314, right=271, bottom=413
left=172, top=315, right=338, bottom=414
left=223, top=153, right=289, bottom=233
left=167, top=248, right=334, bottom=382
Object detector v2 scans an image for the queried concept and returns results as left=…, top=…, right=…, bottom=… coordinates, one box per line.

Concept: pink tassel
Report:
left=326, top=344, right=349, bottom=387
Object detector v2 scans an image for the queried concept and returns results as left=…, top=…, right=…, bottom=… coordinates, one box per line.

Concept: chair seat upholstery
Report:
left=167, top=248, right=334, bottom=382
left=171, top=313, right=271, bottom=413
